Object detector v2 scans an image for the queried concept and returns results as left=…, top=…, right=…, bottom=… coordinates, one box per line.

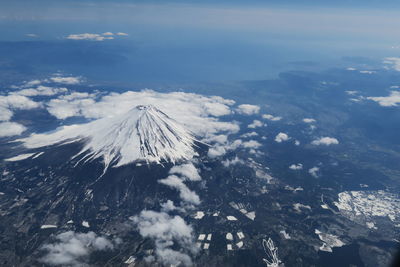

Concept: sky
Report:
left=0, top=0, right=399, bottom=82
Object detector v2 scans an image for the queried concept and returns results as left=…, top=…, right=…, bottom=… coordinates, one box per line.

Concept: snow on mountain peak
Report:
left=19, top=105, right=198, bottom=170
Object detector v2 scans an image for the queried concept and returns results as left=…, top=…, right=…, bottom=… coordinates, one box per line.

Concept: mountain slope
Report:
left=18, top=105, right=198, bottom=169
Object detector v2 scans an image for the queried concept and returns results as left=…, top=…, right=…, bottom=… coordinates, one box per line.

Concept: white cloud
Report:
left=50, top=76, right=81, bottom=85
left=160, top=200, right=185, bottom=213
left=66, top=33, right=114, bottom=41
left=204, top=134, right=228, bottom=144
left=47, top=97, right=96, bottom=119
left=308, top=166, right=320, bottom=178
left=302, top=118, right=316, bottom=123
left=359, top=70, right=376, bottom=74
left=14, top=86, right=68, bottom=97
left=240, top=131, right=258, bottom=138
left=222, top=156, right=244, bottom=167
left=293, top=203, right=312, bottom=213
left=23, top=79, right=42, bottom=87
left=383, top=57, right=400, bottom=71
left=169, top=163, right=201, bottom=181
left=159, top=175, right=200, bottom=205
left=311, top=137, right=339, bottom=146
left=242, top=140, right=261, bottom=149
left=274, top=132, right=290, bottom=143
left=236, top=104, right=260, bottom=115
left=44, top=90, right=238, bottom=137
left=40, top=231, right=116, bottom=266
left=25, top=33, right=38, bottom=38
left=248, top=119, right=264, bottom=128
left=367, top=91, right=400, bottom=107
left=66, top=32, right=128, bottom=41
left=207, top=139, right=243, bottom=159
left=0, top=94, right=40, bottom=124
left=262, top=114, right=282, bottom=121
left=207, top=145, right=226, bottom=158
left=0, top=94, right=40, bottom=110
left=345, top=90, right=358, bottom=95
left=289, top=163, right=303, bottom=170
left=132, top=210, right=197, bottom=266
left=0, top=106, right=13, bottom=121
left=0, top=122, right=27, bottom=137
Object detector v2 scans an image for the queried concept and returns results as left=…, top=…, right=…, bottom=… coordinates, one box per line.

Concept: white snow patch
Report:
left=244, top=211, right=256, bottom=220
left=124, top=256, right=136, bottom=264
left=321, top=204, right=329, bottom=210
left=315, top=229, right=345, bottom=252
left=32, top=152, right=44, bottom=159
left=5, top=153, right=35, bottom=161
left=280, top=230, right=291, bottom=239
left=194, top=211, right=205, bottom=220
left=207, top=234, right=212, bottom=241
left=226, top=233, right=233, bottom=240
left=41, top=225, right=57, bottom=229
left=334, top=190, right=400, bottom=224
left=226, top=216, right=238, bottom=221
left=293, top=203, right=311, bottom=213
left=237, top=232, right=245, bottom=239
left=366, top=222, right=377, bottom=229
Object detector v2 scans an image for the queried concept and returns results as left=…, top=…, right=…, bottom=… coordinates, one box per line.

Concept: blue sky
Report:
left=0, top=0, right=399, bottom=82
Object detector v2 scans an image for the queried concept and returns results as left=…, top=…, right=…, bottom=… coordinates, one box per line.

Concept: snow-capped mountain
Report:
left=18, top=105, right=198, bottom=169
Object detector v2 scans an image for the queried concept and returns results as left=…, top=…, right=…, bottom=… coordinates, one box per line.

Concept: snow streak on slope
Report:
left=18, top=105, right=197, bottom=169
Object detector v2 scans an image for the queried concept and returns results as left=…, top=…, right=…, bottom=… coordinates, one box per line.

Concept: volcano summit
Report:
left=18, top=105, right=198, bottom=169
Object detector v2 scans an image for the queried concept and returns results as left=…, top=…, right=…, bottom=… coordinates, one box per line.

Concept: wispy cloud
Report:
left=383, top=57, right=400, bottom=71
left=66, top=33, right=114, bottom=41
left=66, top=32, right=128, bottom=41
left=308, top=166, right=320, bottom=178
